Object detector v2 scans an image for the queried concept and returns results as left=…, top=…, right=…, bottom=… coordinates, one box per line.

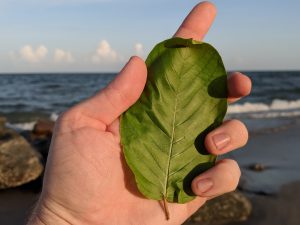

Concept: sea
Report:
left=1, top=71, right=300, bottom=195
left=1, top=71, right=300, bottom=132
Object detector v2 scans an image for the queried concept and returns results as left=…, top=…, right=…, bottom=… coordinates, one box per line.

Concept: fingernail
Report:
left=197, top=178, right=214, bottom=193
left=212, top=133, right=230, bottom=150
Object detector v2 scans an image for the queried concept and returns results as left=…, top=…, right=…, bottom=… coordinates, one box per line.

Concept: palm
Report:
left=43, top=116, right=204, bottom=225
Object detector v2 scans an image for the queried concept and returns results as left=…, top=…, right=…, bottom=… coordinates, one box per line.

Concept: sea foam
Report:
left=6, top=121, right=37, bottom=131
left=228, top=99, right=300, bottom=119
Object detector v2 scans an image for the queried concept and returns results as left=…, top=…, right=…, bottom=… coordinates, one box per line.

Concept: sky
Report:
left=0, top=0, right=299, bottom=73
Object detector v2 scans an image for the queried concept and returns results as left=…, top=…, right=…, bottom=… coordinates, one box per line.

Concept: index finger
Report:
left=174, top=1, right=217, bottom=41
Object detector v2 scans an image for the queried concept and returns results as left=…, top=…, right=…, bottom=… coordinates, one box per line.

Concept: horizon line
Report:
left=1, top=69, right=300, bottom=75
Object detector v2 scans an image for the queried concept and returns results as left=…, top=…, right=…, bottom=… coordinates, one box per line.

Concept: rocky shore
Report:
left=0, top=117, right=54, bottom=190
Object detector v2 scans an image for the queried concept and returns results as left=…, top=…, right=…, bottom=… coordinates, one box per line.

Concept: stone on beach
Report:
left=0, top=124, right=43, bottom=189
left=21, top=120, right=54, bottom=163
left=33, top=120, right=55, bottom=136
left=248, top=163, right=266, bottom=172
left=0, top=117, right=6, bottom=128
left=185, top=191, right=252, bottom=225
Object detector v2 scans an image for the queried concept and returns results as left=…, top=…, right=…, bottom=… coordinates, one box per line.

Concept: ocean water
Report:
left=0, top=71, right=300, bottom=131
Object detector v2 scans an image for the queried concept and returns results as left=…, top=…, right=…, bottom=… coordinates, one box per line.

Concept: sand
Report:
left=0, top=187, right=39, bottom=225
left=227, top=181, right=300, bottom=225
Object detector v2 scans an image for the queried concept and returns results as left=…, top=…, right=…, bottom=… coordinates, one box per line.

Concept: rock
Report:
left=29, top=134, right=52, bottom=164
left=20, top=130, right=52, bottom=164
left=0, top=116, right=6, bottom=128
left=184, top=191, right=252, bottom=225
left=0, top=122, right=19, bottom=144
left=0, top=127, right=43, bottom=189
left=248, top=163, right=266, bottom=172
left=33, top=120, right=55, bottom=136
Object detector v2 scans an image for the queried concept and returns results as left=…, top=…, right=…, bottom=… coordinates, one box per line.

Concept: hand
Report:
left=28, top=2, right=251, bottom=225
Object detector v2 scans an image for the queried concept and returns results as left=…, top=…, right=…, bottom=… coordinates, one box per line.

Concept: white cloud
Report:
left=54, top=48, right=74, bottom=63
left=92, top=40, right=119, bottom=63
left=19, top=45, right=48, bottom=63
left=134, top=43, right=143, bottom=56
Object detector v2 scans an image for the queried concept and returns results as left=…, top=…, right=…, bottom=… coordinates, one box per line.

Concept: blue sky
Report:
left=0, top=0, right=299, bottom=73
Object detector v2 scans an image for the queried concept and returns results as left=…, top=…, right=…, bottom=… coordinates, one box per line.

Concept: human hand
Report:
left=28, top=2, right=251, bottom=225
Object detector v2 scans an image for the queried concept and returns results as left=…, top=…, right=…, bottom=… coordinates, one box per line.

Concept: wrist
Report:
left=27, top=195, right=75, bottom=225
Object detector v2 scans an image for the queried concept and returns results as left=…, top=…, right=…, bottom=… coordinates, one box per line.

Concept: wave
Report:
left=6, top=121, right=37, bottom=131
left=228, top=99, right=300, bottom=119
left=50, top=112, right=59, bottom=121
left=4, top=100, right=300, bottom=132
left=6, top=112, right=59, bottom=131
left=228, top=99, right=300, bottom=114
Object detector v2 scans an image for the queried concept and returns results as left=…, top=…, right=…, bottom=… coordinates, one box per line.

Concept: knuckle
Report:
left=56, top=107, right=82, bottom=131
left=58, top=108, right=79, bottom=122
left=105, top=85, right=130, bottom=108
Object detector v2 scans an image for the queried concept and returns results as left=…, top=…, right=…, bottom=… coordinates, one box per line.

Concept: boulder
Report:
left=0, top=127, right=43, bottom=189
left=32, top=120, right=54, bottom=136
left=184, top=191, right=252, bottom=225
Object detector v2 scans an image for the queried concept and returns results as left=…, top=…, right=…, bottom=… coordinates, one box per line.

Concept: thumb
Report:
left=77, top=56, right=147, bottom=127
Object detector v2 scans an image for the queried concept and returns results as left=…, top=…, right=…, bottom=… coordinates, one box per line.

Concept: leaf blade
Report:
left=121, top=37, right=227, bottom=203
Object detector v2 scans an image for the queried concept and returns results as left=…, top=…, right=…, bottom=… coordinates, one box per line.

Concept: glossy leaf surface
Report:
left=120, top=37, right=227, bottom=203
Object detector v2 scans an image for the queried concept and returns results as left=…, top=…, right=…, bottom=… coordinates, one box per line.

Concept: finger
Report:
left=74, top=56, right=147, bottom=128
left=228, top=72, right=252, bottom=103
left=205, top=119, right=248, bottom=155
left=174, top=1, right=217, bottom=41
left=192, top=159, right=241, bottom=197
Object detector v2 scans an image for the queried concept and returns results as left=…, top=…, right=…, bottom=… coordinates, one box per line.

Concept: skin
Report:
left=28, top=2, right=252, bottom=225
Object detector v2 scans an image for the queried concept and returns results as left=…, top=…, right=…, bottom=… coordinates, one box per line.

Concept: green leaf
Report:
left=120, top=37, right=227, bottom=204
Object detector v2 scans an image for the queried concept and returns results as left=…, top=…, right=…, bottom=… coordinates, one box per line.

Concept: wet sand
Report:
left=2, top=182, right=300, bottom=225
left=0, top=187, right=39, bottom=225
left=226, top=181, right=300, bottom=225
left=228, top=120, right=300, bottom=195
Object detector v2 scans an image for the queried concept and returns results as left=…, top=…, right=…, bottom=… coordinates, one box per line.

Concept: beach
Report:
left=1, top=121, right=300, bottom=225
left=228, top=181, right=300, bottom=225
left=1, top=72, right=300, bottom=224
left=226, top=121, right=300, bottom=225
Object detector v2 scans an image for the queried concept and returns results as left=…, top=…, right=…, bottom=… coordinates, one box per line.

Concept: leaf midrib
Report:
left=163, top=48, right=187, bottom=200
left=162, top=47, right=220, bottom=200
left=163, top=95, right=178, bottom=199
